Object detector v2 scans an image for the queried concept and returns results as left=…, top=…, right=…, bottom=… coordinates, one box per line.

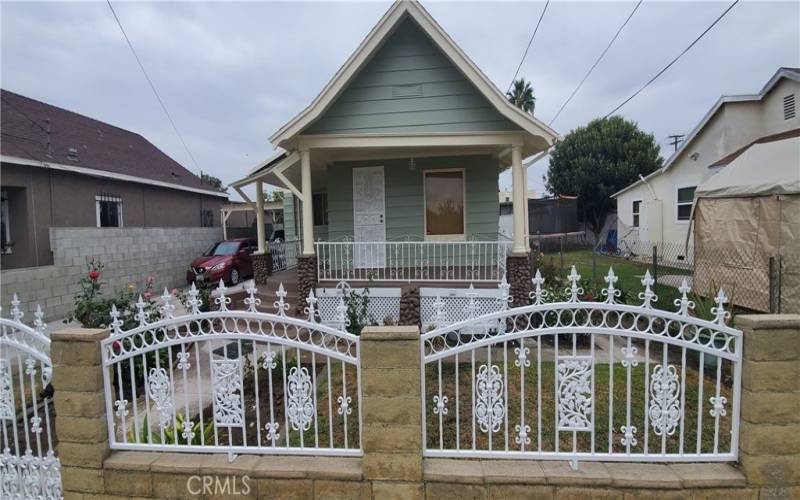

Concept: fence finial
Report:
left=465, top=283, right=479, bottom=320
left=432, top=295, right=447, bottom=329
left=244, top=281, right=261, bottom=313
left=566, top=265, right=583, bottom=303
left=159, top=288, right=176, bottom=320
left=135, top=294, right=150, bottom=326
left=674, top=278, right=695, bottom=316
left=109, top=304, right=123, bottom=336
left=602, top=267, right=621, bottom=304
left=274, top=283, right=289, bottom=317
left=214, top=280, right=231, bottom=311
left=33, top=304, right=47, bottom=336
left=187, top=282, right=202, bottom=315
left=305, top=289, right=318, bottom=323
left=10, top=293, right=23, bottom=322
left=639, top=270, right=657, bottom=308
left=497, top=274, right=512, bottom=308
left=334, top=294, right=350, bottom=330
left=530, top=269, right=548, bottom=305
left=711, top=288, right=730, bottom=325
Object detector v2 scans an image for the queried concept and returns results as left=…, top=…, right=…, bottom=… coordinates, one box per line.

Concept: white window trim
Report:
left=631, top=199, right=642, bottom=228
left=1, top=190, right=11, bottom=254
left=675, top=185, right=696, bottom=224
left=95, top=195, right=124, bottom=228
left=423, top=168, right=467, bottom=241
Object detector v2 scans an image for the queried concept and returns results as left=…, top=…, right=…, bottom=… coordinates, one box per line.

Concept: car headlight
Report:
left=210, top=262, right=227, bottom=272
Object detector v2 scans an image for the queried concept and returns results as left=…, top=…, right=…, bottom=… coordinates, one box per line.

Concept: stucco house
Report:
left=611, top=67, right=800, bottom=263
left=231, top=0, right=560, bottom=306
left=0, top=89, right=228, bottom=270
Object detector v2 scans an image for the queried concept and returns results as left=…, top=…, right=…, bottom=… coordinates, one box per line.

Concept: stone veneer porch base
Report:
left=251, top=252, right=273, bottom=286
left=507, top=252, right=532, bottom=308
left=296, top=254, right=317, bottom=314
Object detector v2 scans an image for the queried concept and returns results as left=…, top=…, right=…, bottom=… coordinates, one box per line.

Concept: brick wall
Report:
left=1, top=226, right=221, bottom=320
left=52, top=317, right=800, bottom=499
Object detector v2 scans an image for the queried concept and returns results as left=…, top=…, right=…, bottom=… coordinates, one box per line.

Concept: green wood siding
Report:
left=304, top=18, right=520, bottom=135
left=281, top=194, right=328, bottom=242
left=327, top=155, right=499, bottom=241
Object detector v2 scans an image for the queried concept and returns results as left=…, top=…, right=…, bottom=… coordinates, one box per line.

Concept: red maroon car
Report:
left=187, top=238, right=257, bottom=286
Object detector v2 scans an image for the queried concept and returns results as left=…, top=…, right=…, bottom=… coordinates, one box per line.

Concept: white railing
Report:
left=420, top=267, right=741, bottom=466
left=101, top=281, right=361, bottom=459
left=270, top=239, right=301, bottom=272
left=315, top=240, right=512, bottom=282
left=0, top=296, right=62, bottom=499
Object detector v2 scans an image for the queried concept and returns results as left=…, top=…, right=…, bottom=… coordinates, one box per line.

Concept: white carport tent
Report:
left=692, top=135, right=800, bottom=312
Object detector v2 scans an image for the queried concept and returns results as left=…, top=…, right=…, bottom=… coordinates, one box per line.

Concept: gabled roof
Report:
left=1, top=89, right=226, bottom=197
left=269, top=0, right=559, bottom=149
left=612, top=67, right=800, bottom=198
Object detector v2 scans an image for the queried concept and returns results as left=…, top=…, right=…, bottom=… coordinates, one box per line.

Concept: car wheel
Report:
left=229, top=267, right=240, bottom=286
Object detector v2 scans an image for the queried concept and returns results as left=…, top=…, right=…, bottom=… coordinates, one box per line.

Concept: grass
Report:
left=424, top=350, right=733, bottom=456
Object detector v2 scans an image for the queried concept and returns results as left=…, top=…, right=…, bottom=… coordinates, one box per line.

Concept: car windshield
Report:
left=205, top=241, right=240, bottom=256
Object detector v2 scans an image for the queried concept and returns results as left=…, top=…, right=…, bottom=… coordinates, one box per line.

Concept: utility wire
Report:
left=508, top=0, right=550, bottom=92
left=1, top=96, right=50, bottom=134
left=549, top=0, right=643, bottom=126
left=604, top=0, right=740, bottom=118
left=105, top=0, right=200, bottom=171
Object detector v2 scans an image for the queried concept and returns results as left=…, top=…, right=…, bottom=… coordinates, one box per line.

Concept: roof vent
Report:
left=66, top=147, right=79, bottom=162
left=392, top=84, right=423, bottom=99
left=784, top=94, right=796, bottom=120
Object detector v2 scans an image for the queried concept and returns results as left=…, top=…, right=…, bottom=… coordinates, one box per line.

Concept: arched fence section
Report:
left=420, top=267, right=742, bottom=466
left=101, top=281, right=361, bottom=459
left=0, top=297, right=61, bottom=499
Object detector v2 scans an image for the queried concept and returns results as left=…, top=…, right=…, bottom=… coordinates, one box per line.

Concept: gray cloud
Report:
left=2, top=1, right=797, bottom=199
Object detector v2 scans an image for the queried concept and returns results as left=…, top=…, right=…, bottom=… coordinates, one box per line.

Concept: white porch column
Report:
left=511, top=145, right=527, bottom=254
left=300, top=148, right=314, bottom=255
left=255, top=181, right=266, bottom=253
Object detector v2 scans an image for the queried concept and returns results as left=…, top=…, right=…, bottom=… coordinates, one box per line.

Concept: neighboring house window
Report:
left=1, top=190, right=10, bottom=254
left=676, top=186, right=696, bottom=221
left=313, top=193, right=328, bottom=226
left=200, top=209, right=214, bottom=227
left=784, top=94, right=796, bottom=120
left=424, top=170, right=465, bottom=237
left=96, top=194, right=123, bottom=227
left=632, top=200, right=641, bottom=228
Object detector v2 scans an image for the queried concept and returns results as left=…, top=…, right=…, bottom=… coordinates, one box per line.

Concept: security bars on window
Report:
left=420, top=267, right=741, bottom=466
left=101, top=281, right=361, bottom=459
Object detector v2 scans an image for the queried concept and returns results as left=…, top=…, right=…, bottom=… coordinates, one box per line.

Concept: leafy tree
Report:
left=201, top=173, right=223, bottom=189
left=545, top=116, right=662, bottom=237
left=263, top=190, right=285, bottom=203
left=506, top=78, right=536, bottom=114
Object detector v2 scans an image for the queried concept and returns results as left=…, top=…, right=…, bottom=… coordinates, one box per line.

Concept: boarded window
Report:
left=677, top=186, right=696, bottom=221
left=632, top=200, right=641, bottom=228
left=425, top=171, right=464, bottom=236
left=200, top=209, right=214, bottom=227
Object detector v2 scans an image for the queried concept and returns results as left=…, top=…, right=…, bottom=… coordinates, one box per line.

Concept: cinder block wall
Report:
left=52, top=317, right=800, bottom=499
left=0, top=226, right=222, bottom=320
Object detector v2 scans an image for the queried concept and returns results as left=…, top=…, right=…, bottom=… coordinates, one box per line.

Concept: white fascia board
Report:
left=1, top=155, right=228, bottom=198
left=269, top=0, right=560, bottom=148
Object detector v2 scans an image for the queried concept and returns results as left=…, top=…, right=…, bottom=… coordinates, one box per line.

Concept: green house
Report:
left=231, top=0, right=559, bottom=295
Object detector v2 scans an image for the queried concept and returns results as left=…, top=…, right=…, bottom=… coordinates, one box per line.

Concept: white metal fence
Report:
left=0, top=296, right=62, bottom=499
left=101, top=282, right=361, bottom=459
left=315, top=240, right=512, bottom=282
left=270, top=239, right=301, bottom=272
left=420, top=267, right=741, bottom=466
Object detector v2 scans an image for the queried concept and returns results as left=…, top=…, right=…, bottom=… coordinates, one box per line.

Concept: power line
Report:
left=508, top=0, right=550, bottom=92
left=548, top=0, right=643, bottom=126
left=1, top=96, right=50, bottom=134
left=604, top=0, right=740, bottom=118
left=105, top=0, right=201, bottom=171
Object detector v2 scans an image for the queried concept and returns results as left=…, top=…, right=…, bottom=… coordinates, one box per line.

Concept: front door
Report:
left=352, top=166, right=386, bottom=268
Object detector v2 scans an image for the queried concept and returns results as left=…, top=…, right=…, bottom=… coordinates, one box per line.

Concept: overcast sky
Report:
left=2, top=1, right=798, bottom=200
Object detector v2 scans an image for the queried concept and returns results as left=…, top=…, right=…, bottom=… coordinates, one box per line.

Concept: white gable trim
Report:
left=269, top=0, right=560, bottom=149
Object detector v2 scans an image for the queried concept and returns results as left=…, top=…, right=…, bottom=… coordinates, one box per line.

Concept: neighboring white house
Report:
left=612, top=67, right=800, bottom=262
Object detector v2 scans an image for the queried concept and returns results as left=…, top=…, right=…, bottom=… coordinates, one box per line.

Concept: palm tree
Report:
left=506, top=78, right=536, bottom=115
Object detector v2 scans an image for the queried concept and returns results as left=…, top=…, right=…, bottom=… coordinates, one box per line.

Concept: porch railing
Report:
left=269, top=238, right=301, bottom=272
left=315, top=240, right=513, bottom=282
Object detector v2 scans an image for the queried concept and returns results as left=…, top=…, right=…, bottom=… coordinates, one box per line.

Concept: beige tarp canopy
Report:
left=693, top=135, right=800, bottom=313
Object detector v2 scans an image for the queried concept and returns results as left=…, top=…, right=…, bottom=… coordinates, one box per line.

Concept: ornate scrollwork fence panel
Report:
left=102, top=281, right=361, bottom=458
left=420, top=267, right=742, bottom=465
left=0, top=297, right=62, bottom=499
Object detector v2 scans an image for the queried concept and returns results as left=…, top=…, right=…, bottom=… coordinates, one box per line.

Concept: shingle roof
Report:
left=0, top=89, right=219, bottom=193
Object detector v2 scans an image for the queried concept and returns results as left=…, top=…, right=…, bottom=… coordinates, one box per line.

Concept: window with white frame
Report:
left=676, top=186, right=696, bottom=221
left=1, top=190, right=10, bottom=254
left=96, top=194, right=123, bottom=227
left=632, top=200, right=641, bottom=228
left=424, top=170, right=465, bottom=237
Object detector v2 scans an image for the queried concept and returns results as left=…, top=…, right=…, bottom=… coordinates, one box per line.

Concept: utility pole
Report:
left=668, top=134, right=685, bottom=152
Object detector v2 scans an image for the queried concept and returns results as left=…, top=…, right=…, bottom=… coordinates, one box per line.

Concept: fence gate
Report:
left=0, top=298, right=62, bottom=499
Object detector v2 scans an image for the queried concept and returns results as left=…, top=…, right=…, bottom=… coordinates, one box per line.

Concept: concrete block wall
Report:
left=0, top=227, right=222, bottom=320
